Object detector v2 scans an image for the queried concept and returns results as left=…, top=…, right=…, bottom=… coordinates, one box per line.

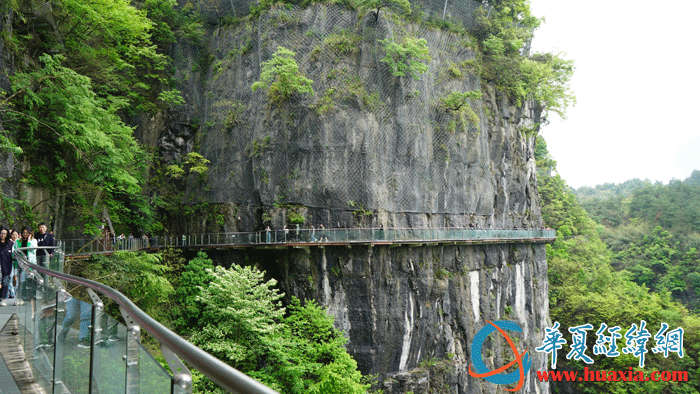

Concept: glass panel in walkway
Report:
left=9, top=246, right=279, bottom=394
left=12, top=253, right=171, bottom=394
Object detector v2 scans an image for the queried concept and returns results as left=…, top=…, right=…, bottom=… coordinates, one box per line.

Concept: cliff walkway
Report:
left=0, top=230, right=555, bottom=393
left=62, top=227, right=557, bottom=257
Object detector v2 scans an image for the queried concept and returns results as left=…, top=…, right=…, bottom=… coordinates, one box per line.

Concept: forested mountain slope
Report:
left=573, top=172, right=700, bottom=312
left=538, top=137, right=700, bottom=393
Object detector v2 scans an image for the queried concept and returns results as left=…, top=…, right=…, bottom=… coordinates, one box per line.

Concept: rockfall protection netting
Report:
left=183, top=0, right=528, bottom=216
left=198, top=0, right=485, bottom=29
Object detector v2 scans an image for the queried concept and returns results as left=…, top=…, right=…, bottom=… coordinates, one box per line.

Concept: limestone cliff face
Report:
left=165, top=2, right=551, bottom=393
left=226, top=238, right=550, bottom=393
left=169, top=3, right=542, bottom=232
left=281, top=243, right=550, bottom=393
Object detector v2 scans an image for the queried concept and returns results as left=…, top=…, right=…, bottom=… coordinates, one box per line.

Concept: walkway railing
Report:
left=62, top=228, right=556, bottom=255
left=12, top=246, right=279, bottom=394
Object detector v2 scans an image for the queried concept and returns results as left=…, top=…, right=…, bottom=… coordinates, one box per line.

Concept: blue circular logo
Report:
left=469, top=320, right=531, bottom=391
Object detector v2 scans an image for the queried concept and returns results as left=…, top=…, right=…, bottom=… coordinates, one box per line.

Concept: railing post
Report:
left=162, top=347, right=193, bottom=394
left=120, top=306, right=141, bottom=394
left=53, top=284, right=67, bottom=393
left=87, top=289, right=104, bottom=394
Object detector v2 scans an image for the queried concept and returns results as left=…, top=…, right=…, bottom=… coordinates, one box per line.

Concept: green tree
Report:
left=379, top=36, right=430, bottom=80
left=0, top=0, right=193, bottom=231
left=189, top=264, right=368, bottom=394
left=356, top=0, right=411, bottom=21
left=76, top=251, right=174, bottom=318
left=171, top=251, right=216, bottom=333
left=282, top=298, right=370, bottom=394
left=439, top=91, right=482, bottom=131
left=1, top=54, right=148, bottom=234
left=251, top=47, right=314, bottom=103
left=473, top=2, right=575, bottom=120
left=189, top=264, right=286, bottom=389
left=46, top=0, right=171, bottom=110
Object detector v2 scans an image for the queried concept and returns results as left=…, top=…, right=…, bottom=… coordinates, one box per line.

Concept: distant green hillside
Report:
left=575, top=171, right=700, bottom=233
left=537, top=136, right=700, bottom=393
left=571, top=171, right=700, bottom=311
left=574, top=178, right=649, bottom=202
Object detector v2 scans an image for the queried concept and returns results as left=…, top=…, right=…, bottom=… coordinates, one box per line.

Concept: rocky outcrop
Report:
left=229, top=238, right=550, bottom=393
left=163, top=2, right=551, bottom=393
left=170, top=4, right=542, bottom=233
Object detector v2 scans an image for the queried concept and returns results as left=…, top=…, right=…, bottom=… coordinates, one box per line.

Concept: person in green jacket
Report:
left=15, top=226, right=37, bottom=313
left=8, top=229, right=20, bottom=300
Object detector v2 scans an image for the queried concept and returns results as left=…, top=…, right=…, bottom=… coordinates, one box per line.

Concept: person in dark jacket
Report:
left=0, top=226, right=14, bottom=306
left=34, top=222, right=55, bottom=267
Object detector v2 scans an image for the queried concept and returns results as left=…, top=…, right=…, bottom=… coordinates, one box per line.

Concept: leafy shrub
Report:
left=440, top=91, right=482, bottom=132
left=473, top=3, right=575, bottom=119
left=188, top=264, right=368, bottom=393
left=251, top=46, right=314, bottom=103
left=323, top=30, right=361, bottom=55
left=379, top=36, right=430, bottom=80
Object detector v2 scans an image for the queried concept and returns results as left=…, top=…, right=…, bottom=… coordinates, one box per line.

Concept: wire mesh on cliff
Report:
left=181, top=0, right=527, bottom=217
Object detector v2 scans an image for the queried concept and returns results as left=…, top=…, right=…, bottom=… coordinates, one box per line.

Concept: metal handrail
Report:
left=13, top=246, right=280, bottom=394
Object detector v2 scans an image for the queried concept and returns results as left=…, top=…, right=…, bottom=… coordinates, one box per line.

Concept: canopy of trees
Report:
left=537, top=137, right=700, bottom=393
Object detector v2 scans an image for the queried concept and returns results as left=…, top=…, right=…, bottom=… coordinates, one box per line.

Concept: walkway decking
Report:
left=0, top=299, right=39, bottom=394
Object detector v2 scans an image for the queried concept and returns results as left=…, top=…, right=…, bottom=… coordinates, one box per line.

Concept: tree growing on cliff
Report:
left=379, top=36, right=430, bottom=80
left=356, top=0, right=411, bottom=21
left=251, top=47, right=314, bottom=103
left=440, top=91, right=482, bottom=132
left=473, top=3, right=575, bottom=120
left=1, top=54, right=150, bottom=234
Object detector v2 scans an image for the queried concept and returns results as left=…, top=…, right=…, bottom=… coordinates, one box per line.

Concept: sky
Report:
left=528, top=0, right=700, bottom=189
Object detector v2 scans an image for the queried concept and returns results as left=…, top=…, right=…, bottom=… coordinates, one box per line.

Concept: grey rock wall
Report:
left=238, top=241, right=550, bottom=393
left=173, top=4, right=542, bottom=230
left=190, top=0, right=485, bottom=29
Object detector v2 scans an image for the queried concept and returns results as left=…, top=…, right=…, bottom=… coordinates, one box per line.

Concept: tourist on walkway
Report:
left=0, top=227, right=13, bottom=306
left=320, top=224, right=328, bottom=242
left=57, top=295, right=93, bottom=348
left=9, top=229, right=19, bottom=299
left=35, top=222, right=55, bottom=267
left=16, top=226, right=37, bottom=316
